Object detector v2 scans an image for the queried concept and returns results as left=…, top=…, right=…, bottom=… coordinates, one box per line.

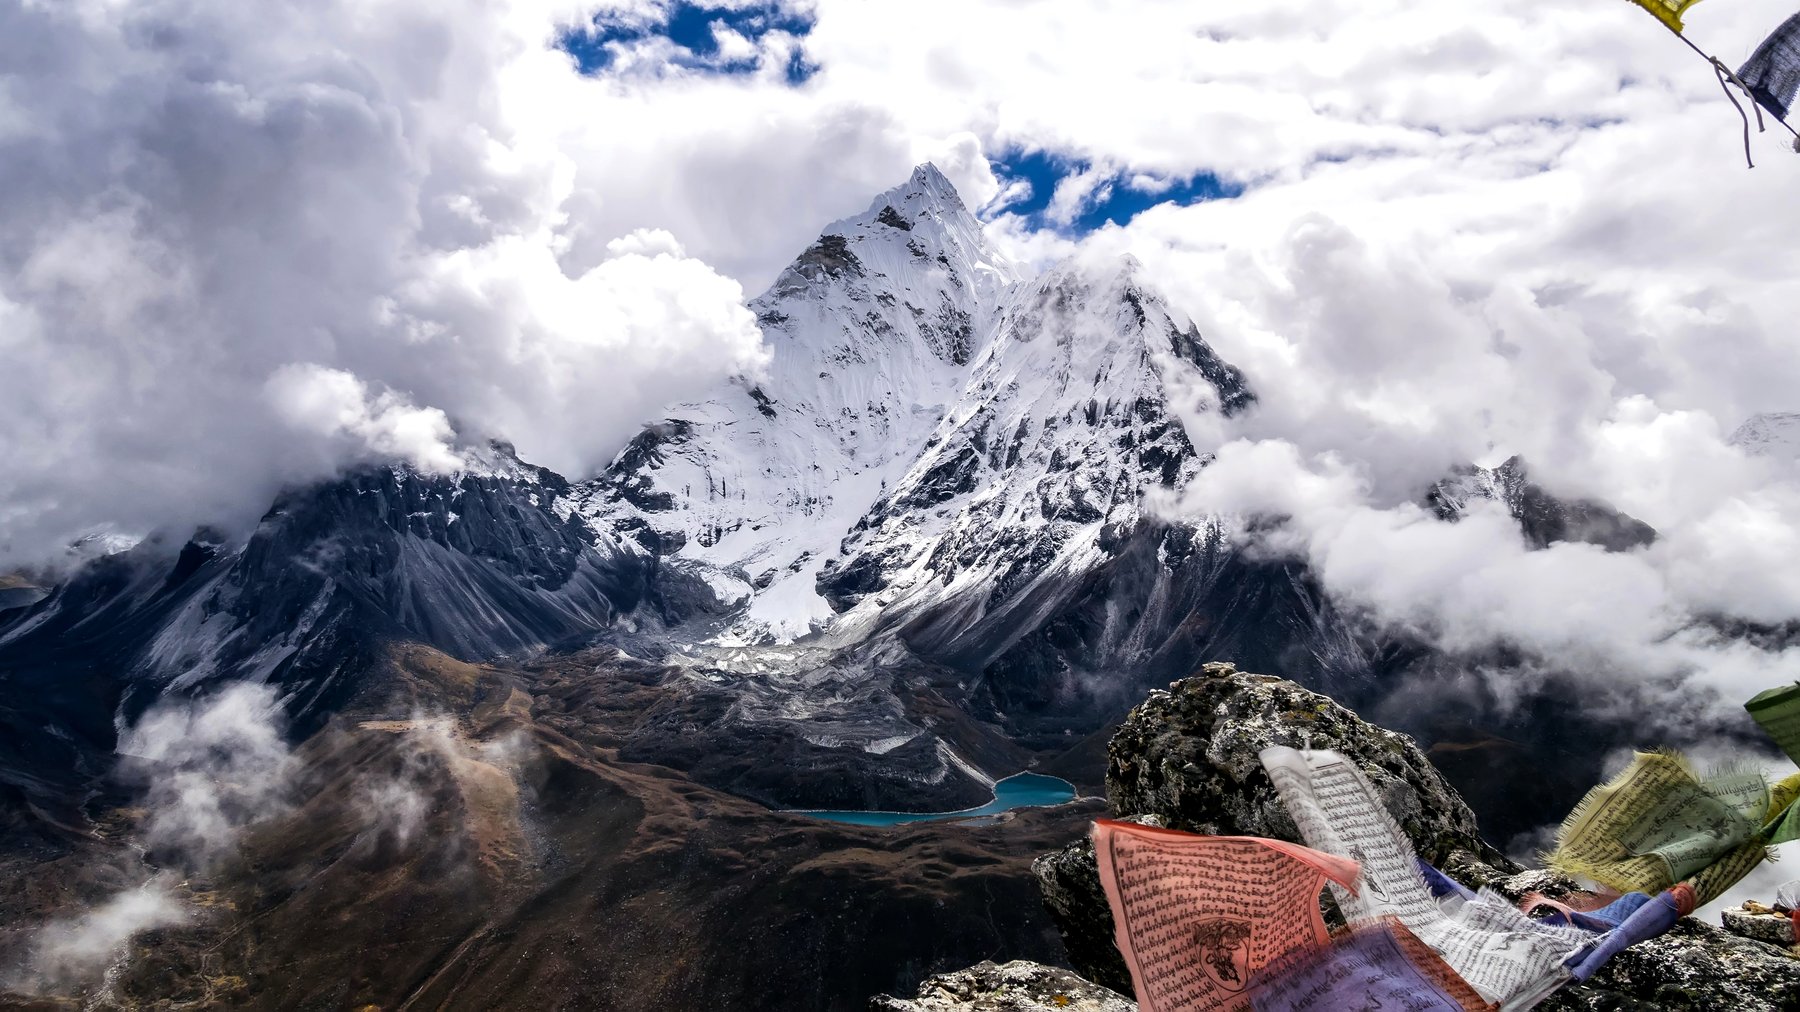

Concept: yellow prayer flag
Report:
left=1765, top=771, right=1800, bottom=846
left=1546, top=751, right=1765, bottom=898
left=1687, top=838, right=1772, bottom=907
left=1626, top=0, right=1706, bottom=35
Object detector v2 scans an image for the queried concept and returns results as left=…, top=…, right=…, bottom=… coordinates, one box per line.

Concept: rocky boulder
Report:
left=1035, top=660, right=1515, bottom=989
left=870, top=960, right=1134, bottom=1012
left=1721, top=906, right=1798, bottom=947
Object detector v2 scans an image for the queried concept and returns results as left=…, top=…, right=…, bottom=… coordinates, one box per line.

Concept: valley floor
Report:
left=0, top=644, right=1100, bottom=1011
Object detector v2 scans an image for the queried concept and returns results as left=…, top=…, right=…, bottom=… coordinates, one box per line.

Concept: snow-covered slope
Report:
left=571, top=164, right=1020, bottom=639
left=1730, top=412, right=1800, bottom=468
left=0, top=445, right=660, bottom=729
left=822, top=255, right=1253, bottom=650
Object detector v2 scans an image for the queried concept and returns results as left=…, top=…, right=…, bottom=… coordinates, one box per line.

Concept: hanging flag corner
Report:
left=1626, top=0, right=1706, bottom=36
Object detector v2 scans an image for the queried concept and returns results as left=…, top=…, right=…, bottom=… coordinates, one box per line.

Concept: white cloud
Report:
left=1171, top=434, right=1800, bottom=716
left=19, top=880, right=188, bottom=991
left=118, top=683, right=297, bottom=870
left=605, top=227, right=688, bottom=258
left=9, top=685, right=299, bottom=994
left=265, top=365, right=464, bottom=473
left=0, top=0, right=771, bottom=568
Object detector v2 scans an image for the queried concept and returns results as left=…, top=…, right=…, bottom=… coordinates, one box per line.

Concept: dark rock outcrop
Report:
left=1034, top=661, right=1513, bottom=991
left=1101, top=662, right=1509, bottom=871
left=1428, top=456, right=1656, bottom=552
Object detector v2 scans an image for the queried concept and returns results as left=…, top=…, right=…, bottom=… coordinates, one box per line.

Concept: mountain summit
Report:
left=570, top=164, right=1020, bottom=639
left=577, top=167, right=1256, bottom=654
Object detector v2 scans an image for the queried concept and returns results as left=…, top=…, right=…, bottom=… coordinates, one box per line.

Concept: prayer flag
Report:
left=1738, top=12, right=1800, bottom=122
left=1625, top=0, right=1707, bottom=35
left=1757, top=772, right=1800, bottom=845
left=1419, top=860, right=1477, bottom=902
left=1090, top=820, right=1359, bottom=1012
left=1545, top=751, right=1765, bottom=904
left=1247, top=919, right=1489, bottom=1012
left=1776, top=879, right=1800, bottom=910
left=1745, top=681, right=1800, bottom=766
left=1524, top=891, right=1657, bottom=934
left=1763, top=788, right=1800, bottom=845
left=1261, top=747, right=1586, bottom=1009
left=1562, top=884, right=1695, bottom=982
left=1700, top=764, right=1770, bottom=822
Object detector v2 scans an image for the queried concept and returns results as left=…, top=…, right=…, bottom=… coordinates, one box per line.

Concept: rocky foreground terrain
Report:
left=875, top=662, right=1800, bottom=1011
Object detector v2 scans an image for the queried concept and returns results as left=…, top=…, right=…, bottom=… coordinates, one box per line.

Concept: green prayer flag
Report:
left=1703, top=767, right=1770, bottom=823
left=1764, top=774, right=1800, bottom=845
left=1745, top=682, right=1800, bottom=767
left=1764, top=799, right=1800, bottom=845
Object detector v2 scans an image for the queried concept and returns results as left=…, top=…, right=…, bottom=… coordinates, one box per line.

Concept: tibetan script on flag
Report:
left=1546, top=751, right=1766, bottom=905
left=1090, top=820, right=1359, bottom=1012
left=1261, top=746, right=1584, bottom=1008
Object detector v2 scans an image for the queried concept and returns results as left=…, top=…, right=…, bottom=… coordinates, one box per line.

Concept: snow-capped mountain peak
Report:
left=1730, top=412, right=1800, bottom=468
left=766, top=161, right=1019, bottom=333
left=573, top=166, right=1253, bottom=646
left=570, top=165, right=1024, bottom=639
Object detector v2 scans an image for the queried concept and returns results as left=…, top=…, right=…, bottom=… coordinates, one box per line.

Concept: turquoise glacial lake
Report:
left=795, top=772, right=1077, bottom=827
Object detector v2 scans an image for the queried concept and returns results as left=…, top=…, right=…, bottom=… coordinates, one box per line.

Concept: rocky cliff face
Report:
left=0, top=446, right=666, bottom=852
left=1426, top=456, right=1656, bottom=552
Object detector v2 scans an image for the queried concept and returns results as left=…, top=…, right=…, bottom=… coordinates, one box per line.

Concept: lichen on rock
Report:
left=870, top=960, right=1134, bottom=1012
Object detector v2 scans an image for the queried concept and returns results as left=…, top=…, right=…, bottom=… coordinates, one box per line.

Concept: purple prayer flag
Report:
left=1563, top=891, right=1682, bottom=982
left=1417, top=859, right=1475, bottom=902
left=1739, top=11, right=1800, bottom=121
left=1248, top=921, right=1486, bottom=1011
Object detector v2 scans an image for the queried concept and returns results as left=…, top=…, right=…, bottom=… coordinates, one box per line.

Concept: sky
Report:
left=6, top=0, right=1800, bottom=715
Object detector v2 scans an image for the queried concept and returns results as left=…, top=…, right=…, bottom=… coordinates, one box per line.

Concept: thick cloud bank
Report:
left=0, top=0, right=768, bottom=568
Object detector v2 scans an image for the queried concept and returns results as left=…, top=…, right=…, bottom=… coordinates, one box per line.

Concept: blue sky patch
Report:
left=561, top=2, right=817, bottom=83
left=987, top=149, right=1241, bottom=234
